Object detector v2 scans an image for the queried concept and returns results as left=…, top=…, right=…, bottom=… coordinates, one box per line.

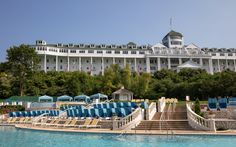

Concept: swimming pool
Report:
left=0, top=126, right=236, bottom=147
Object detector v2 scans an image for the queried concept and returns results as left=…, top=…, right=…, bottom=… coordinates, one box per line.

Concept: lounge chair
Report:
left=218, top=98, right=227, bottom=109
left=46, top=119, right=60, bottom=127
left=18, top=117, right=26, bottom=123
left=78, top=119, right=92, bottom=128
left=64, top=119, right=77, bottom=127
left=23, top=117, right=31, bottom=124
left=86, top=119, right=101, bottom=128
left=9, top=117, right=18, bottom=124
left=57, top=119, right=71, bottom=127
left=6, top=117, right=13, bottom=123
left=208, top=98, right=217, bottom=109
left=34, top=118, right=48, bottom=126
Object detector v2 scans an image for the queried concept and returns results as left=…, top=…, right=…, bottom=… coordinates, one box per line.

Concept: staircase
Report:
left=133, top=120, right=192, bottom=130
left=133, top=104, right=193, bottom=131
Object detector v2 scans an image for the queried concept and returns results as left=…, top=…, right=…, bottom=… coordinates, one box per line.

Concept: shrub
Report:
left=194, top=98, right=201, bottom=115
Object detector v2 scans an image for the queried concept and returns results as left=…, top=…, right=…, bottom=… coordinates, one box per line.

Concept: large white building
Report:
left=32, top=30, right=236, bottom=75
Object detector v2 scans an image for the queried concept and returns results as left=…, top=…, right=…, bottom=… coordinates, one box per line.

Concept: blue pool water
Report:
left=0, top=127, right=236, bottom=147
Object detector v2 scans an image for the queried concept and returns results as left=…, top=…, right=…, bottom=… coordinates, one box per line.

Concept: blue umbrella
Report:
left=74, top=95, right=90, bottom=101
left=57, top=95, right=73, bottom=101
left=90, top=93, right=108, bottom=99
left=38, top=95, right=53, bottom=102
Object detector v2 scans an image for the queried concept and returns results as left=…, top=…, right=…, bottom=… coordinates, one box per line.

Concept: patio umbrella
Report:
left=90, top=93, right=108, bottom=100
left=38, top=95, right=53, bottom=102
left=57, top=95, right=73, bottom=101
left=74, top=95, right=90, bottom=101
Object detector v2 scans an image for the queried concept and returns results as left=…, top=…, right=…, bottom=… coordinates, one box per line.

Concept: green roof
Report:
left=165, top=30, right=183, bottom=38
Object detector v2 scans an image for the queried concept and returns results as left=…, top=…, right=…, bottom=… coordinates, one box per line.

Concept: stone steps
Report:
left=133, top=120, right=192, bottom=130
left=134, top=104, right=192, bottom=130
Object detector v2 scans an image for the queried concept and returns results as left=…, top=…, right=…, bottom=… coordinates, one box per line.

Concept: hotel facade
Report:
left=32, top=30, right=236, bottom=75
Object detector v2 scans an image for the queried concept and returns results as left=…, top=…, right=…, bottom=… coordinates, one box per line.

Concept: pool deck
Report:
left=13, top=124, right=236, bottom=136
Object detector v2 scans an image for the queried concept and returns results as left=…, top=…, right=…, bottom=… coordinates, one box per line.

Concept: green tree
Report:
left=194, top=98, right=201, bottom=115
left=6, top=45, right=39, bottom=96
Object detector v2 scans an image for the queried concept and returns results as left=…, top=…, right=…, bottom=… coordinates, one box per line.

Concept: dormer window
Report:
left=36, top=40, right=47, bottom=45
left=132, top=45, right=137, bottom=49
left=122, top=45, right=127, bottom=49
left=68, top=43, right=74, bottom=47
left=111, top=45, right=116, bottom=49
left=79, top=44, right=85, bottom=48
left=57, top=43, right=63, bottom=47
left=90, top=44, right=95, bottom=48
left=101, top=44, right=106, bottom=48
left=142, top=45, right=147, bottom=49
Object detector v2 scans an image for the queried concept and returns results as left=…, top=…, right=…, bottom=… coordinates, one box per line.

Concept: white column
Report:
left=146, top=57, right=150, bottom=73
left=124, top=58, right=126, bottom=67
left=79, top=57, right=81, bottom=71
left=226, top=59, right=228, bottom=69
left=113, top=57, right=115, bottom=64
left=234, top=59, right=236, bottom=72
left=157, top=57, right=161, bottom=71
left=209, top=58, right=213, bottom=74
left=55, top=56, right=58, bottom=71
left=200, top=58, right=203, bottom=67
left=44, top=54, right=47, bottom=72
left=102, top=57, right=104, bottom=75
left=134, top=58, right=137, bottom=72
left=67, top=56, right=70, bottom=71
left=168, top=58, right=171, bottom=69
left=90, top=57, right=93, bottom=75
left=179, top=58, right=182, bottom=65
left=217, top=59, right=220, bottom=72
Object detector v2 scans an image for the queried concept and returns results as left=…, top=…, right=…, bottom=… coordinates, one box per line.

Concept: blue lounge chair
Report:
left=228, top=97, right=236, bottom=107
left=218, top=98, right=227, bottom=109
left=208, top=98, right=217, bottom=109
left=131, top=102, right=138, bottom=108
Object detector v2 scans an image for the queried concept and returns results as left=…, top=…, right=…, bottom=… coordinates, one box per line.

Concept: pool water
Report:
left=0, top=127, right=236, bottom=147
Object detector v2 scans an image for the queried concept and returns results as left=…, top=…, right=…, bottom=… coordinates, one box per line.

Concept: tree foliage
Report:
left=6, top=45, right=39, bottom=96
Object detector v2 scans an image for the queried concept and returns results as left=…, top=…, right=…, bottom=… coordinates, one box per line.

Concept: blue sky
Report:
left=0, top=0, right=236, bottom=62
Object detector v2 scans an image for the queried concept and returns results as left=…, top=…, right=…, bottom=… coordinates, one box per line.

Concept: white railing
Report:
left=113, top=107, right=142, bottom=130
left=147, top=102, right=156, bottom=120
left=186, top=102, right=216, bottom=132
left=158, top=97, right=166, bottom=112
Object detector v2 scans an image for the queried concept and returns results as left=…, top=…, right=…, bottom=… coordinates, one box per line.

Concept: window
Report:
left=60, top=59, right=63, bottom=63
left=123, top=51, right=128, bottom=54
left=220, top=53, right=225, bottom=56
left=115, top=51, right=120, bottom=54
left=106, top=50, right=112, bottom=54
left=139, top=51, right=145, bottom=54
left=47, top=67, right=49, bottom=69
left=101, top=44, right=106, bottom=48
left=88, top=50, right=94, bottom=53
left=111, top=45, right=116, bottom=48
left=171, top=41, right=182, bottom=45
left=131, top=51, right=136, bottom=54
left=97, top=50, right=103, bottom=54
left=212, top=53, right=216, bottom=56
left=47, top=59, right=49, bottom=63
left=79, top=50, right=85, bottom=53
left=228, top=53, right=233, bottom=56
left=60, top=65, right=63, bottom=69
left=70, top=50, right=76, bottom=53
left=90, top=44, right=95, bottom=48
